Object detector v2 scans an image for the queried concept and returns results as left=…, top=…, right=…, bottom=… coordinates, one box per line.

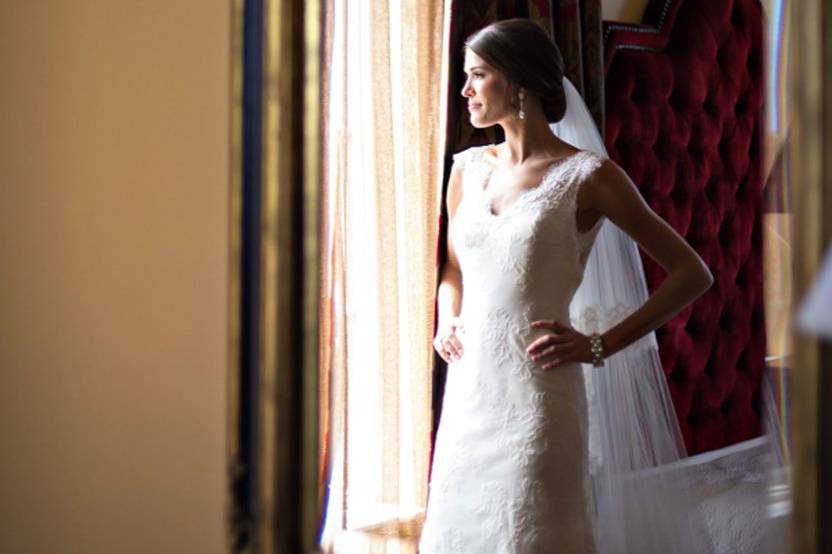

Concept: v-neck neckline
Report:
left=480, top=148, right=584, bottom=218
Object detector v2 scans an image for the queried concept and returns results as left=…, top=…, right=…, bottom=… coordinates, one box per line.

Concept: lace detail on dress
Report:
left=483, top=306, right=517, bottom=367
left=423, top=145, right=603, bottom=553
left=572, top=303, right=634, bottom=334
left=475, top=477, right=549, bottom=551
left=474, top=150, right=594, bottom=218
left=478, top=305, right=539, bottom=382
left=571, top=303, right=655, bottom=352
left=451, top=148, right=470, bottom=173
left=455, top=149, right=604, bottom=295
left=497, top=223, right=534, bottom=288
left=461, top=217, right=489, bottom=249
left=558, top=150, right=606, bottom=243
left=429, top=433, right=489, bottom=552
left=510, top=308, right=536, bottom=383
left=493, top=390, right=549, bottom=466
left=437, top=527, right=464, bottom=553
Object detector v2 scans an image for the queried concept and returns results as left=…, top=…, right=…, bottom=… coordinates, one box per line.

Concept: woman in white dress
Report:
left=419, top=19, right=715, bottom=553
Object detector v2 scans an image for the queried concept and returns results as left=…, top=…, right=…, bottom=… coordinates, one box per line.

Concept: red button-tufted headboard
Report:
left=603, top=0, right=766, bottom=454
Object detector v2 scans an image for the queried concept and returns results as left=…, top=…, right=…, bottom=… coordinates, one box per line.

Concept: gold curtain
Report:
left=319, top=0, right=446, bottom=550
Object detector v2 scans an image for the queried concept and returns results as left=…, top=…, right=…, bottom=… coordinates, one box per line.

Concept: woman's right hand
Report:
left=433, top=316, right=465, bottom=363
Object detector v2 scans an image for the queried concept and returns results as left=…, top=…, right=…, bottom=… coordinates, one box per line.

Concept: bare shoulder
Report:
left=448, top=157, right=464, bottom=206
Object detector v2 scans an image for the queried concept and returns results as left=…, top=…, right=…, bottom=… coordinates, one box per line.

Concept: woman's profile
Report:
left=420, top=18, right=715, bottom=553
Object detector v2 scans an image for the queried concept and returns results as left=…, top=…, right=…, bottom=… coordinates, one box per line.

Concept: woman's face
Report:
left=461, top=49, right=514, bottom=128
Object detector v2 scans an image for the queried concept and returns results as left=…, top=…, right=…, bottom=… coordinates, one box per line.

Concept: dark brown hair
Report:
left=463, top=18, right=566, bottom=123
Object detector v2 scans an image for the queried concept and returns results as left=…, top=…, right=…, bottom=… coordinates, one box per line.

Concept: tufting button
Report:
left=735, top=266, right=747, bottom=287
left=686, top=411, right=697, bottom=426
left=732, top=6, right=743, bottom=27
left=703, top=95, right=719, bottom=116
left=705, top=177, right=719, bottom=204
left=735, top=94, right=750, bottom=117
left=686, top=319, right=698, bottom=335
left=718, top=220, right=731, bottom=245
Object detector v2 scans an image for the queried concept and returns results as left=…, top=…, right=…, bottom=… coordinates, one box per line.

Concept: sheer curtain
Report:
left=319, top=0, right=446, bottom=550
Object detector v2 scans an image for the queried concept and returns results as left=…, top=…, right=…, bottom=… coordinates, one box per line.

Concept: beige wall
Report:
left=0, top=2, right=229, bottom=553
left=602, top=0, right=649, bottom=22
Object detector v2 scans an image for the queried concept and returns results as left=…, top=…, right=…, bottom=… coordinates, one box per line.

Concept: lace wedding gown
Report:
left=419, top=144, right=606, bottom=554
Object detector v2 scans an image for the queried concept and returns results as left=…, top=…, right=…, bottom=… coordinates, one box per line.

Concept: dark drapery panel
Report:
left=551, top=0, right=605, bottom=134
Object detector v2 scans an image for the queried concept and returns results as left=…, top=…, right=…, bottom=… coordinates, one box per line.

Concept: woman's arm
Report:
left=580, top=158, right=714, bottom=357
left=527, top=158, right=713, bottom=369
left=434, top=162, right=466, bottom=361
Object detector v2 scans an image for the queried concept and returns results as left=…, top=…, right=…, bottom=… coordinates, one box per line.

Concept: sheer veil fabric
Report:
left=557, top=76, right=716, bottom=553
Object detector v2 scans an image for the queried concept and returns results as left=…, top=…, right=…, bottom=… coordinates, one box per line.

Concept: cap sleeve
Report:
left=452, top=144, right=490, bottom=175
left=580, top=150, right=607, bottom=179
left=451, top=148, right=469, bottom=173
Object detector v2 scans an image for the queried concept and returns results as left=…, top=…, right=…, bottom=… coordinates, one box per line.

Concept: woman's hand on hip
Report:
left=433, top=316, right=465, bottom=363
left=526, top=319, right=592, bottom=370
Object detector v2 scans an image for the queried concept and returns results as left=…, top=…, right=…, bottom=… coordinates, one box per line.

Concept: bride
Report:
left=420, top=19, right=716, bottom=553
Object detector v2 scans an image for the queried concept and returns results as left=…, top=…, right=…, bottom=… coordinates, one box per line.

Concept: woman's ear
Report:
left=509, top=84, right=526, bottom=107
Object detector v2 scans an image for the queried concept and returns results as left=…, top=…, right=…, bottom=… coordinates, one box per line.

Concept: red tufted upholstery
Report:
left=603, top=0, right=766, bottom=454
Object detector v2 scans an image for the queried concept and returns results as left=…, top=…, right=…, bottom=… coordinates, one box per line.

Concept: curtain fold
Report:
left=319, top=0, right=445, bottom=550
left=551, top=0, right=605, bottom=133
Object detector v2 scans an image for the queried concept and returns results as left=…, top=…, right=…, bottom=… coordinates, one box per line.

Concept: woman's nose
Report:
left=461, top=81, right=473, bottom=97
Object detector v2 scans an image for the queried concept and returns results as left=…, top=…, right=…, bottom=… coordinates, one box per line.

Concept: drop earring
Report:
left=518, top=93, right=525, bottom=120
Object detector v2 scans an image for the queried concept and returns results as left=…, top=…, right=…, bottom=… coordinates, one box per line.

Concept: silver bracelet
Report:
left=589, top=333, right=605, bottom=367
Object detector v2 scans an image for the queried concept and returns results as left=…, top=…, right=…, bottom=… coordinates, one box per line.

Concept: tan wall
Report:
left=0, top=2, right=229, bottom=553
left=602, top=0, right=649, bottom=22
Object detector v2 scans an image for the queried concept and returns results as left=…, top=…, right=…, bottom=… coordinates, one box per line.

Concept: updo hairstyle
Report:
left=463, top=18, right=567, bottom=123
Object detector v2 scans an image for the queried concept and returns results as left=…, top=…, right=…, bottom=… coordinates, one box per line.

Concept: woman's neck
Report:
left=495, top=122, right=576, bottom=166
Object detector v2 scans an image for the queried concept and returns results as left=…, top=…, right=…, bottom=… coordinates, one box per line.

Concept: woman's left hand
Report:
left=526, top=319, right=593, bottom=371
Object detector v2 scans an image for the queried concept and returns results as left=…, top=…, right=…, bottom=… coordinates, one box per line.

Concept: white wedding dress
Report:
left=418, top=144, right=607, bottom=553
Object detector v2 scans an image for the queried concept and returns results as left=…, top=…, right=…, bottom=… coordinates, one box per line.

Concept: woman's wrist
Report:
left=598, top=330, right=618, bottom=358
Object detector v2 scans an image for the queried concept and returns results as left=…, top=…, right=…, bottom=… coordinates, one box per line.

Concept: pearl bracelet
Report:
left=589, top=333, right=605, bottom=367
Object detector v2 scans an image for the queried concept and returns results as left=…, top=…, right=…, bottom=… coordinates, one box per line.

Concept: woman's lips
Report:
left=468, top=103, right=482, bottom=112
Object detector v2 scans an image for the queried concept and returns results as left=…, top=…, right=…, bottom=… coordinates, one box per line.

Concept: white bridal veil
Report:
left=555, top=76, right=717, bottom=553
